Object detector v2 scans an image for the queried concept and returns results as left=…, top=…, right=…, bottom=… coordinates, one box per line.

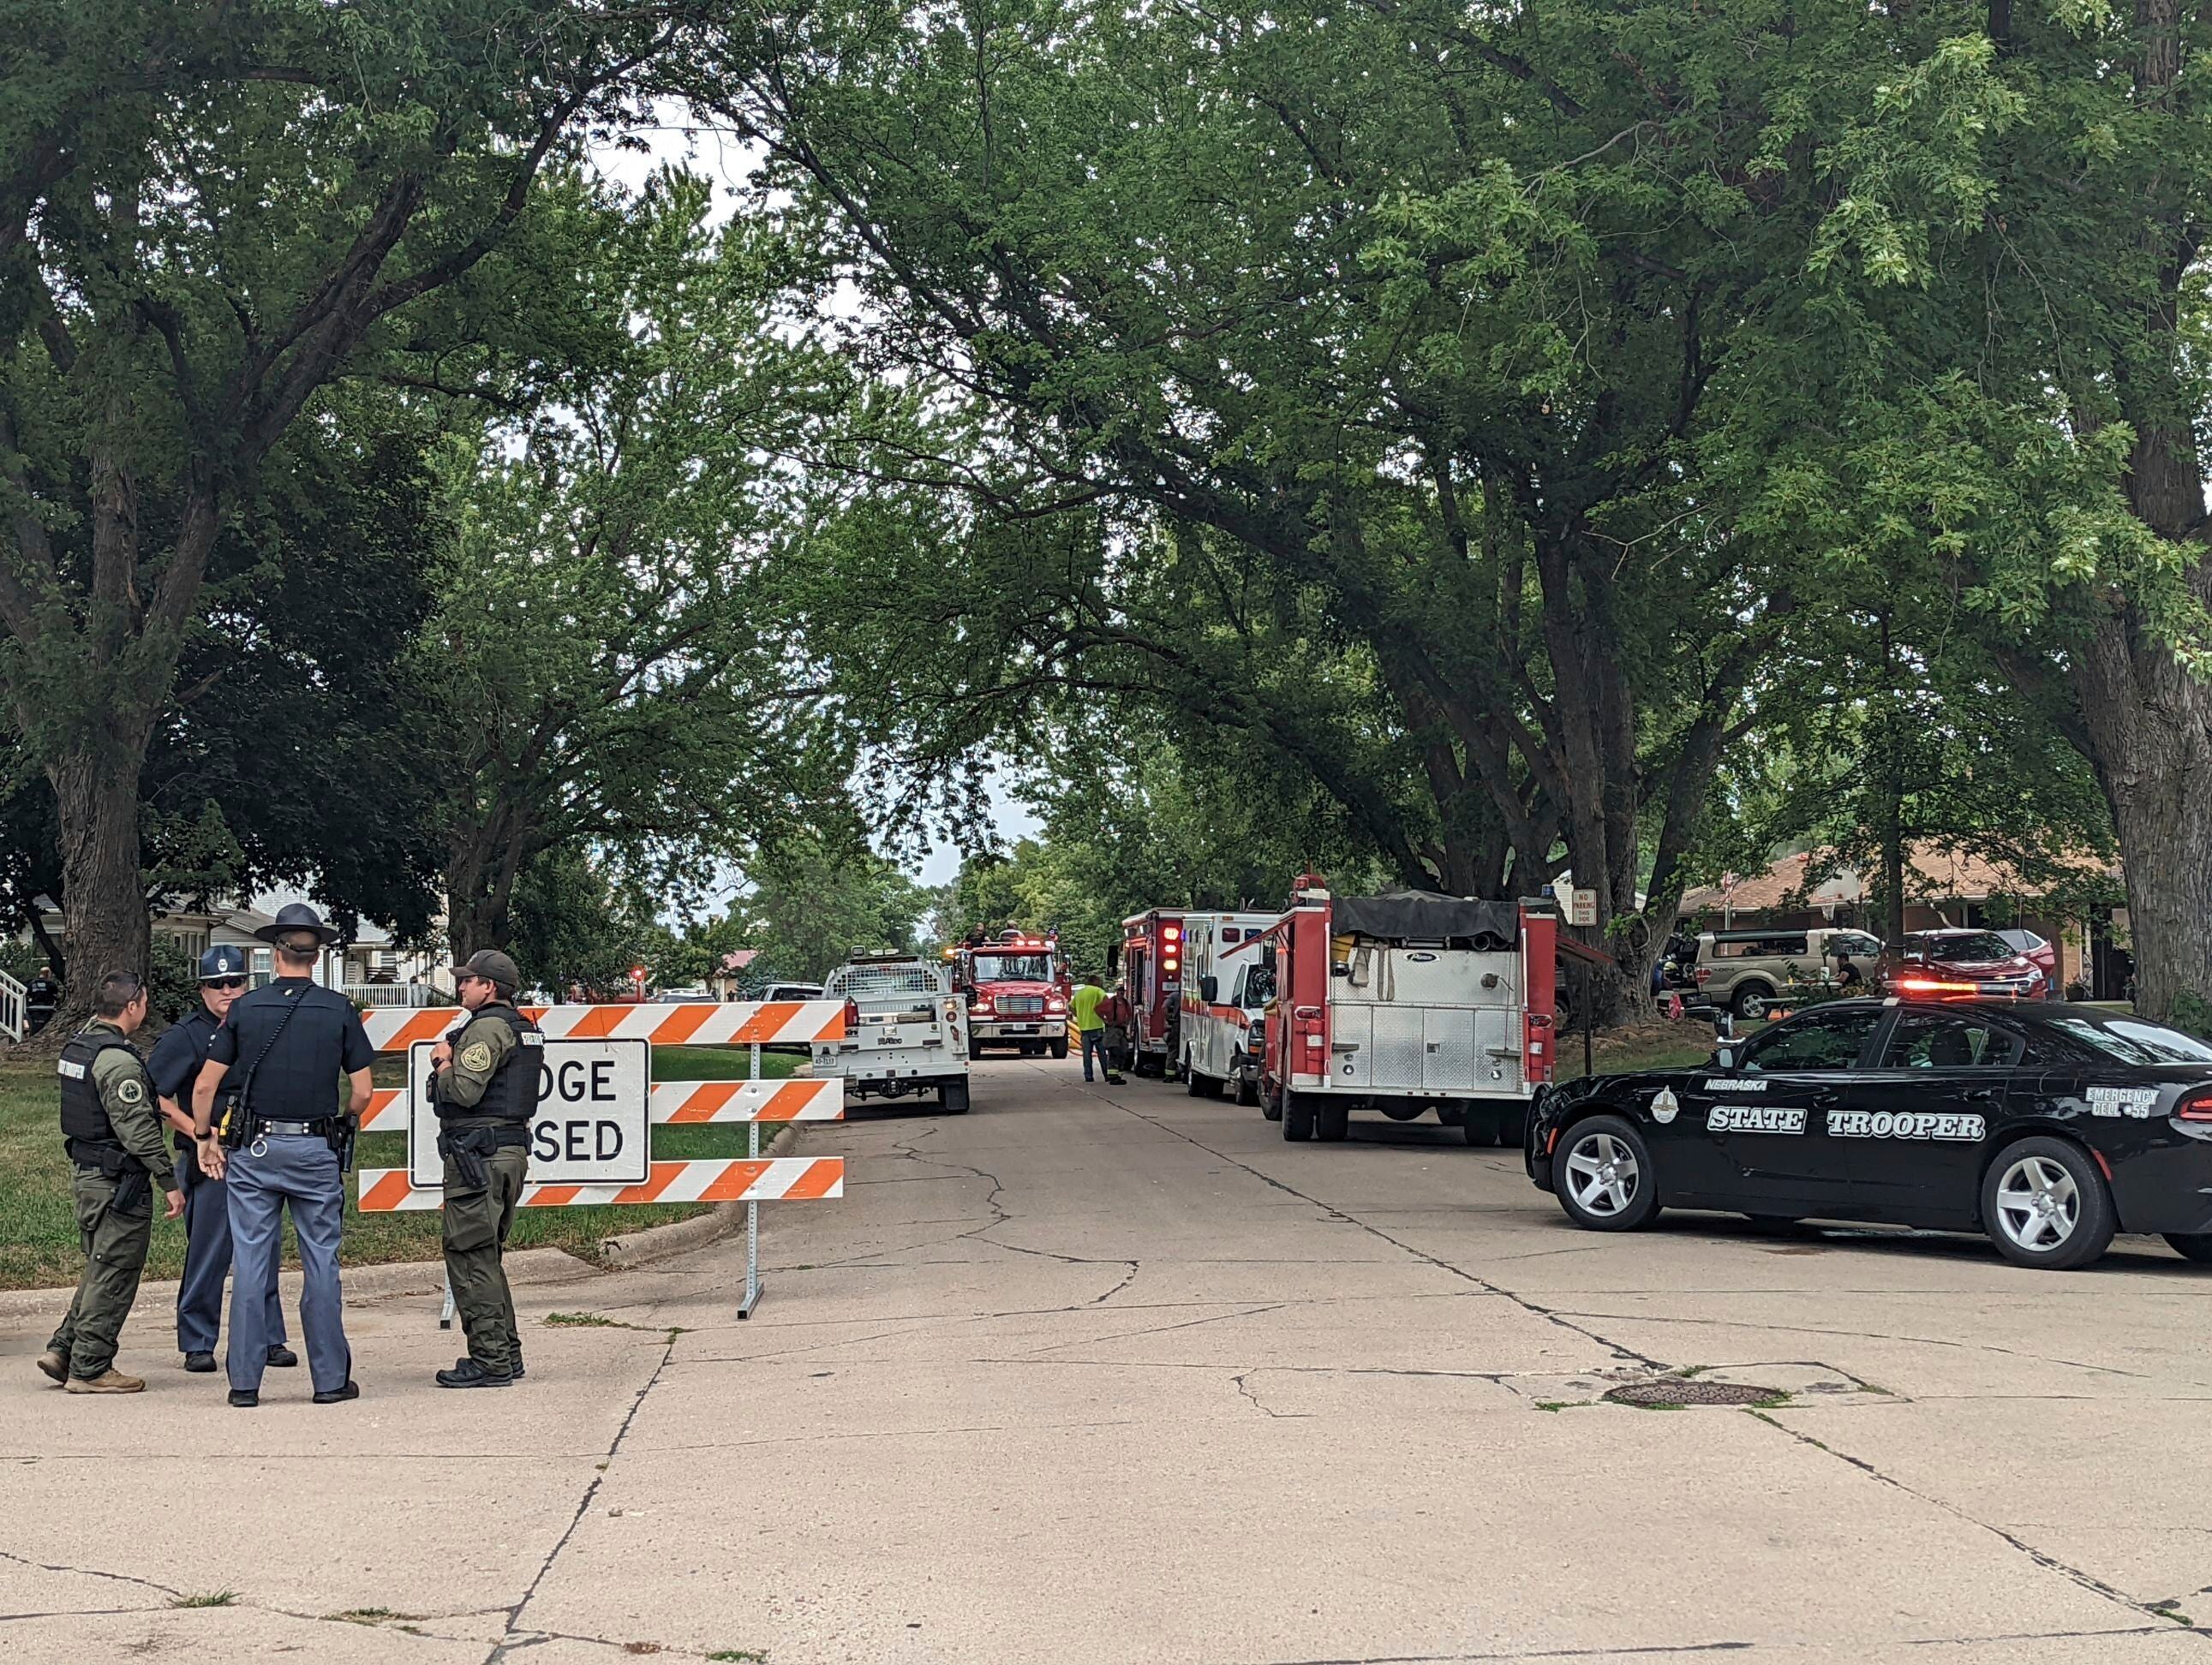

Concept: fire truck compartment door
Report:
left=1332, top=1004, right=1521, bottom=1093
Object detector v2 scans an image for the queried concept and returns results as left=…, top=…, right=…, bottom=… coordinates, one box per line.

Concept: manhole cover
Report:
left=1605, top=1379, right=1780, bottom=1408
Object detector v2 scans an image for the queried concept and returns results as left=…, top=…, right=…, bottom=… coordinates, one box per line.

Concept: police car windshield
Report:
left=2042, top=1013, right=2212, bottom=1065
left=971, top=954, right=1051, bottom=982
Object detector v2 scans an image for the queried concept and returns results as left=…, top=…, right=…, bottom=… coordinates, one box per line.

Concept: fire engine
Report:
left=951, top=928, right=1070, bottom=1059
left=1256, top=877, right=1557, bottom=1146
left=1176, top=910, right=1281, bottom=1102
left=1112, top=909, right=1185, bottom=1077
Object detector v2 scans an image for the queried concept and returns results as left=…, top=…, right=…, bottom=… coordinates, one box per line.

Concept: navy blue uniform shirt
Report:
left=148, top=1006, right=237, bottom=1150
left=205, top=977, right=374, bottom=1119
left=147, top=1006, right=228, bottom=1101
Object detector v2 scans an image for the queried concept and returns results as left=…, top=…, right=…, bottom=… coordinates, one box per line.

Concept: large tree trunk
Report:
left=2066, top=0, right=2212, bottom=1027
left=2072, top=626, right=2212, bottom=1024
left=45, top=749, right=152, bottom=1035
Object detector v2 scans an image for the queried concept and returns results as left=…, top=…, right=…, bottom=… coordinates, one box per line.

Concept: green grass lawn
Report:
left=1554, top=1018, right=1740, bottom=1080
left=0, top=1043, right=804, bottom=1292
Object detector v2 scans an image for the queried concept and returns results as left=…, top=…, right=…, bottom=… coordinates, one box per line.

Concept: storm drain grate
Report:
left=1605, top=1379, right=1781, bottom=1409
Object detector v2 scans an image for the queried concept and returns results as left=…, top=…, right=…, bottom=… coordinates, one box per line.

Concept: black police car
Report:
left=1526, top=999, right=2212, bottom=1270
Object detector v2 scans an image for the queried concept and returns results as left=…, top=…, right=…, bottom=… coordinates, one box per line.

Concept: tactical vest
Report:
left=57, top=1028, right=140, bottom=1150
left=438, top=1003, right=542, bottom=1124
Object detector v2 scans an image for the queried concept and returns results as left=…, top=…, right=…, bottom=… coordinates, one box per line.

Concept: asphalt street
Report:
left=3, top=1056, right=2211, bottom=1664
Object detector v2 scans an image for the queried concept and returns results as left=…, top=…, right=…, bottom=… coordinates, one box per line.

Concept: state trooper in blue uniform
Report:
left=147, top=946, right=292, bottom=1375
left=189, top=904, right=374, bottom=1408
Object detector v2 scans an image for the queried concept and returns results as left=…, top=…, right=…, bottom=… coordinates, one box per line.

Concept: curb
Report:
left=597, top=1123, right=802, bottom=1270
left=0, top=1245, right=597, bottom=1326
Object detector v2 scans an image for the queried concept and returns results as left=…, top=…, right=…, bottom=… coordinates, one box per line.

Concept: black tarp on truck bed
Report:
left=1332, top=891, right=1520, bottom=950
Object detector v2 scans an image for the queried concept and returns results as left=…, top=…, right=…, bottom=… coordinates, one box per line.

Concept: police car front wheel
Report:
left=1980, top=1137, right=2114, bottom=1271
left=1555, top=1116, right=1659, bottom=1232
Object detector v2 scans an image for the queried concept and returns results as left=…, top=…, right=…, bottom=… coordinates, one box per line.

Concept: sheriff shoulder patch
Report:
left=460, top=1041, right=493, bottom=1073
left=115, top=1077, right=146, bottom=1105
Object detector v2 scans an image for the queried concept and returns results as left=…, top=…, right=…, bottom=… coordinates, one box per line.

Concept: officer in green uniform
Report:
left=430, top=949, right=542, bottom=1388
left=39, top=972, right=184, bottom=1393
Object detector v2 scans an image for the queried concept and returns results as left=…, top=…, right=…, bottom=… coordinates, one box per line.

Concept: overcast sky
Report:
left=589, top=116, right=1042, bottom=890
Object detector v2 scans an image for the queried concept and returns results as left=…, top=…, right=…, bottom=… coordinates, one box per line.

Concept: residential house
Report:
left=1677, top=846, right=2126, bottom=998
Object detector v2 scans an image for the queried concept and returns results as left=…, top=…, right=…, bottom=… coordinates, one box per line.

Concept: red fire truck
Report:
left=952, top=929, right=1071, bottom=1059
left=1256, top=878, right=1557, bottom=1146
left=1112, top=909, right=1186, bottom=1077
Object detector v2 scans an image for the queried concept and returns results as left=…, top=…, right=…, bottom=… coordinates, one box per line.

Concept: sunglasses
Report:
left=204, top=977, right=247, bottom=991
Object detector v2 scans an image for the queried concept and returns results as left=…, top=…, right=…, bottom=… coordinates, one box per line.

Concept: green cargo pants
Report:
left=47, top=1169, right=153, bottom=1380
left=442, top=1143, right=528, bottom=1375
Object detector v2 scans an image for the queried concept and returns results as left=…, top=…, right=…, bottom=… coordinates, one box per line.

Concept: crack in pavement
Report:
left=1016, top=1302, right=1286, bottom=1356
left=1097, top=1091, right=1666, bottom=1370
left=0, top=1545, right=185, bottom=1602
left=1743, top=1410, right=2211, bottom=1643
left=1231, top=1369, right=1311, bottom=1419
left=1545, top=1306, right=2176, bottom=1384
left=487, top=1330, right=679, bottom=1662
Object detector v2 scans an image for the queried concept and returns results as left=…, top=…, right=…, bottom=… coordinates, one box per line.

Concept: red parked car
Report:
left=1878, top=928, right=2048, bottom=1000
left=1994, top=928, right=2060, bottom=992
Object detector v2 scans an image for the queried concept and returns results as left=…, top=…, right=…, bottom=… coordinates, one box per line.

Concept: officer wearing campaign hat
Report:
left=189, top=904, right=374, bottom=1408
left=147, top=946, right=294, bottom=1375
left=428, top=948, right=543, bottom=1388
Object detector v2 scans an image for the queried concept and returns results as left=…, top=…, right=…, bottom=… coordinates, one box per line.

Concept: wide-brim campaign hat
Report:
left=253, top=902, right=342, bottom=946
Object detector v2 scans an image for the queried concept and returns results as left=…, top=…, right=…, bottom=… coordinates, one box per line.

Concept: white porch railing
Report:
left=346, top=982, right=443, bottom=1009
left=0, top=970, right=23, bottom=1042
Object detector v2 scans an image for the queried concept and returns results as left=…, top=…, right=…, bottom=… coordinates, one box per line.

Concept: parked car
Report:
left=761, top=982, right=825, bottom=1003
left=1692, top=928, right=1885, bottom=1020
left=1992, top=929, right=2059, bottom=994
left=1527, top=997, right=2212, bottom=1271
left=1879, top=929, right=2048, bottom=1001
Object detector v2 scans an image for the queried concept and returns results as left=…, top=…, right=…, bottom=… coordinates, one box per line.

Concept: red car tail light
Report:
left=842, top=997, right=860, bottom=1033
left=2176, top=1092, right=2212, bottom=1122
left=1694, top=966, right=1712, bottom=984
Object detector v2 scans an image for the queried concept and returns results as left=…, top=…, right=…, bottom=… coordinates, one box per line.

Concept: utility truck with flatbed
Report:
left=812, top=954, right=971, bottom=1113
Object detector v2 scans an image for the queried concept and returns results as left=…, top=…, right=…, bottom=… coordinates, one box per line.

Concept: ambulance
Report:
left=1175, top=910, right=1281, bottom=1102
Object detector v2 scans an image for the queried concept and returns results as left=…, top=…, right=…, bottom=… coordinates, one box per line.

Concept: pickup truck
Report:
left=811, top=955, right=971, bottom=1113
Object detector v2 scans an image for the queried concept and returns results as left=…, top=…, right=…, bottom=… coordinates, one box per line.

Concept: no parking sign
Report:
left=404, top=1037, right=650, bottom=1188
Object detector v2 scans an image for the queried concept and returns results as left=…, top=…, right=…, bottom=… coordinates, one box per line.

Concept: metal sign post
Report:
left=739, top=1041, right=764, bottom=1320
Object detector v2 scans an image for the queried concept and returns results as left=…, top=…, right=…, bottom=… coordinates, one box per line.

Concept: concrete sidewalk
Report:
left=3, top=1058, right=2209, bottom=1662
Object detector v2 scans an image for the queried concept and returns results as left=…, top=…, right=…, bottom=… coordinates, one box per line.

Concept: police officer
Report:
left=189, top=904, right=373, bottom=1408
left=430, top=949, right=542, bottom=1388
left=26, top=964, right=58, bottom=1035
left=149, top=946, right=292, bottom=1374
left=39, top=971, right=184, bottom=1393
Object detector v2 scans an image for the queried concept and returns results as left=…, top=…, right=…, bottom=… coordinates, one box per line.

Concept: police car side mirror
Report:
left=1199, top=975, right=1218, bottom=1004
left=1712, top=1045, right=1736, bottom=1071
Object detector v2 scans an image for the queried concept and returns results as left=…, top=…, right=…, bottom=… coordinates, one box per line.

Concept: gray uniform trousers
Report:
left=224, top=1136, right=350, bottom=1393
left=176, top=1149, right=285, bottom=1354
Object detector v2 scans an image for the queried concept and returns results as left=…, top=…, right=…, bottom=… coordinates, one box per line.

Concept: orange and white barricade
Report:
left=356, top=1000, right=848, bottom=1318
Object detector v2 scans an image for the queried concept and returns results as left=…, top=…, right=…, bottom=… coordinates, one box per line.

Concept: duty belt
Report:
left=254, top=1118, right=334, bottom=1137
